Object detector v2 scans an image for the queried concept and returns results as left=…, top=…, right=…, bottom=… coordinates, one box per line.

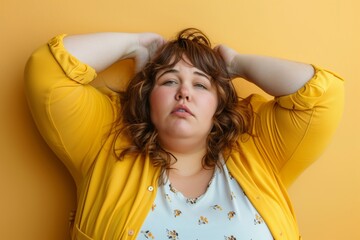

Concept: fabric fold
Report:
left=48, top=34, right=97, bottom=84
left=275, top=66, right=344, bottom=110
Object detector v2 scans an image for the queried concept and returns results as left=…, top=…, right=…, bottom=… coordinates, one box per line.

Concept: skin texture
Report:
left=62, top=30, right=314, bottom=198
left=150, top=57, right=218, bottom=197
left=150, top=57, right=218, bottom=154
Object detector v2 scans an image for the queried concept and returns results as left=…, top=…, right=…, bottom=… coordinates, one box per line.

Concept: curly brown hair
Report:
left=115, top=28, right=253, bottom=180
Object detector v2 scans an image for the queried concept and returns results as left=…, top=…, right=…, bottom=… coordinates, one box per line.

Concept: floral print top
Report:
left=138, top=163, right=273, bottom=240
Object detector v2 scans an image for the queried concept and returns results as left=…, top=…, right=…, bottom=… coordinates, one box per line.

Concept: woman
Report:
left=25, top=28, right=344, bottom=239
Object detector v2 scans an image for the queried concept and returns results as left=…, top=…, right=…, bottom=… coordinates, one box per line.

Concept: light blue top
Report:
left=138, top=163, right=273, bottom=240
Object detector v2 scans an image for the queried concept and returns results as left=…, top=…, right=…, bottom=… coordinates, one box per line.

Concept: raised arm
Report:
left=25, top=32, right=164, bottom=185
left=215, top=44, right=344, bottom=186
left=214, top=44, right=314, bottom=96
left=63, top=32, right=165, bottom=72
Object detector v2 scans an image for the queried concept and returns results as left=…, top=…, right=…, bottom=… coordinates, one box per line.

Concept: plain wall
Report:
left=1, top=0, right=359, bottom=239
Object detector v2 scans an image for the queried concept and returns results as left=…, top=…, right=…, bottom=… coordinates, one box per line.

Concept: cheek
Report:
left=149, top=88, right=170, bottom=123
left=205, top=93, right=219, bottom=116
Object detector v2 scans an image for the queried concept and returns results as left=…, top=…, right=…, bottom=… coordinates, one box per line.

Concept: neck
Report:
left=158, top=135, right=211, bottom=175
left=166, top=151, right=215, bottom=199
left=169, top=151, right=206, bottom=176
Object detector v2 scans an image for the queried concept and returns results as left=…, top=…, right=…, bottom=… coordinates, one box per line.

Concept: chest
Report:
left=138, top=166, right=274, bottom=240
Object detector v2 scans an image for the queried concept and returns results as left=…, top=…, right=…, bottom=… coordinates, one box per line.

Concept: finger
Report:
left=213, top=44, right=221, bottom=52
left=214, top=44, right=229, bottom=58
left=134, top=48, right=150, bottom=73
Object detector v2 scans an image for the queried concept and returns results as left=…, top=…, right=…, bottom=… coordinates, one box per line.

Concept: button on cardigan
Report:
left=24, top=34, right=344, bottom=239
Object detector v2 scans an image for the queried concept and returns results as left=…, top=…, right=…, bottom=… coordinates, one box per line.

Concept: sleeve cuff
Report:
left=275, top=65, right=344, bottom=110
left=48, top=34, right=97, bottom=84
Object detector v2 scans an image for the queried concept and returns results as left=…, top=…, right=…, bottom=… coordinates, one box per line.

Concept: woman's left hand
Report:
left=214, top=44, right=241, bottom=79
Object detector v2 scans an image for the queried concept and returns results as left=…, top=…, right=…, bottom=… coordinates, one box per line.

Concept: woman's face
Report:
left=150, top=57, right=218, bottom=146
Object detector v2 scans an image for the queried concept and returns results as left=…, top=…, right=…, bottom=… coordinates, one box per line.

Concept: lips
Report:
left=171, top=104, right=194, bottom=116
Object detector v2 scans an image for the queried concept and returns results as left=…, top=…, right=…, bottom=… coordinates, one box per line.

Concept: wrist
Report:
left=117, top=33, right=141, bottom=60
left=229, top=55, right=247, bottom=79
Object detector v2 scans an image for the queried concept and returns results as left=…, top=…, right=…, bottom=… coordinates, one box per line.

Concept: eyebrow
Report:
left=157, top=69, right=211, bottom=80
left=194, top=71, right=211, bottom=80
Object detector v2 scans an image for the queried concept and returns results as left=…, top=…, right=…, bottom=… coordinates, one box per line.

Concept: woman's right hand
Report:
left=133, top=33, right=166, bottom=72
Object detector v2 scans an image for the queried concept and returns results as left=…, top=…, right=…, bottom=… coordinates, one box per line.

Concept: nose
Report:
left=175, top=86, right=190, bottom=101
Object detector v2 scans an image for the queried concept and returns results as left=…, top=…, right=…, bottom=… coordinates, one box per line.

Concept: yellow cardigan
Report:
left=25, top=35, right=344, bottom=240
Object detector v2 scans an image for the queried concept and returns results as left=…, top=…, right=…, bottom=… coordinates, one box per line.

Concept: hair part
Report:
left=115, top=28, right=253, bottom=184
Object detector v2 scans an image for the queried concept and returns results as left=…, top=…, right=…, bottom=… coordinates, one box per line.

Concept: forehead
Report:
left=155, top=55, right=210, bottom=79
left=156, top=64, right=212, bottom=84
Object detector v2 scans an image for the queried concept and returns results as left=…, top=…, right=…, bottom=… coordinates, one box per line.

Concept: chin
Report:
left=167, top=130, right=207, bottom=140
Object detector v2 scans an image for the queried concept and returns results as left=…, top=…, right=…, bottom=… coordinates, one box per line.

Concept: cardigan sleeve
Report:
left=249, top=66, right=344, bottom=187
left=24, top=35, right=119, bottom=186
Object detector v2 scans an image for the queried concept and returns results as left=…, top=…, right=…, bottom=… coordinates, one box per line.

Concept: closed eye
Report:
left=194, top=83, right=207, bottom=89
left=162, top=80, right=178, bottom=86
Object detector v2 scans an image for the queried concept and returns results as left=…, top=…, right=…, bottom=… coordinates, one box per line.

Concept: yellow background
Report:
left=1, top=0, right=359, bottom=239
